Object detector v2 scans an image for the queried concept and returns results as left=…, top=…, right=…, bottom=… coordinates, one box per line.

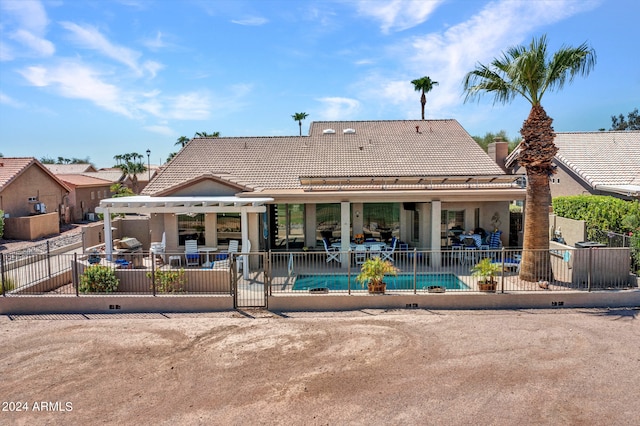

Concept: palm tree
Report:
left=410, top=76, right=438, bottom=120
left=194, top=131, right=220, bottom=138
left=114, top=152, right=147, bottom=194
left=175, top=136, right=190, bottom=147
left=292, top=112, right=309, bottom=136
left=463, top=34, right=596, bottom=282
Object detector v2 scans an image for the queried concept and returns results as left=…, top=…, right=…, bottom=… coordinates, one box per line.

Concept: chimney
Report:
left=488, top=137, right=509, bottom=173
left=416, top=125, right=419, bottom=133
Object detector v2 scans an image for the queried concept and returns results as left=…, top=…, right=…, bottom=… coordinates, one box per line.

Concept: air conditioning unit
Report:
left=86, top=213, right=96, bottom=221
left=34, top=203, right=46, bottom=214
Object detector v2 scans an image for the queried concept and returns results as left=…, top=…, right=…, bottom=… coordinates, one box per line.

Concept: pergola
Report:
left=96, top=196, right=273, bottom=276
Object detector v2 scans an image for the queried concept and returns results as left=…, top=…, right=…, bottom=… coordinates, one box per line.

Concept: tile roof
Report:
left=0, top=157, right=34, bottom=191
left=143, top=119, right=507, bottom=196
left=552, top=131, right=640, bottom=188
left=43, top=164, right=96, bottom=174
left=0, top=157, right=71, bottom=193
left=57, top=174, right=113, bottom=187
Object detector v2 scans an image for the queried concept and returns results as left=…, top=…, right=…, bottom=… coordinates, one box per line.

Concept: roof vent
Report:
left=343, top=128, right=355, bottom=134
left=323, top=129, right=336, bottom=134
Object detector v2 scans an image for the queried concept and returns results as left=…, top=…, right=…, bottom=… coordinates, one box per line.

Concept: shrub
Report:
left=552, top=195, right=640, bottom=238
left=79, top=265, right=119, bottom=293
left=2, top=276, right=16, bottom=293
left=147, top=269, right=186, bottom=293
left=0, top=210, right=4, bottom=239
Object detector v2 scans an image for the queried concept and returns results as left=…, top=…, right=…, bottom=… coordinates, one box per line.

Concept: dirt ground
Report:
left=0, top=308, right=639, bottom=425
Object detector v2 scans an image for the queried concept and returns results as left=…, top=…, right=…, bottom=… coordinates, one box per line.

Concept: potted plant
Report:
left=356, top=257, right=398, bottom=294
left=471, top=257, right=501, bottom=292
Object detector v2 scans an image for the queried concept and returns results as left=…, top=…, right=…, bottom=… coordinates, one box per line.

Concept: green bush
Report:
left=0, top=210, right=4, bottom=239
left=552, top=195, right=640, bottom=238
left=79, top=265, right=119, bottom=293
left=147, top=269, right=186, bottom=293
left=2, top=276, right=16, bottom=293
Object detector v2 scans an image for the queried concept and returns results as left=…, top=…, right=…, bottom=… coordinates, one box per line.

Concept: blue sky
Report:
left=1, top=0, right=638, bottom=168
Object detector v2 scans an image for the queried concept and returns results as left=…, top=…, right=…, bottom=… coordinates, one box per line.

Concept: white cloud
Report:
left=358, top=0, right=600, bottom=117
left=316, top=97, right=360, bottom=120
left=60, top=21, right=161, bottom=77
left=1, top=0, right=54, bottom=58
left=18, top=62, right=134, bottom=117
left=143, top=124, right=174, bottom=136
left=231, top=16, right=268, bottom=26
left=1, top=0, right=49, bottom=33
left=0, top=91, right=25, bottom=108
left=10, top=29, right=55, bottom=56
left=141, top=31, right=169, bottom=51
left=164, top=92, right=212, bottom=120
left=356, top=0, right=443, bottom=34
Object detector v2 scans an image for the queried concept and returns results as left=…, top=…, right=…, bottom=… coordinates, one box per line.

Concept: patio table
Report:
left=331, top=242, right=387, bottom=250
left=198, top=247, right=218, bottom=267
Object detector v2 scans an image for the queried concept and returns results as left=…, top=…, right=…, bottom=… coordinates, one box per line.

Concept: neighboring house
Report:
left=56, top=174, right=113, bottom=222
left=0, top=158, right=70, bottom=239
left=505, top=131, right=640, bottom=200
left=98, top=120, right=525, bottom=266
left=84, top=167, right=155, bottom=194
left=0, top=157, right=70, bottom=219
left=43, top=163, right=97, bottom=174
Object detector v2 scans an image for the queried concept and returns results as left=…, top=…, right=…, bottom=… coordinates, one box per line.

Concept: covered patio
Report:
left=96, top=195, right=273, bottom=277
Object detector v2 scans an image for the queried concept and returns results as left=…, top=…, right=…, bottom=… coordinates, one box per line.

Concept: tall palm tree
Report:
left=114, top=152, right=147, bottom=194
left=175, top=136, right=190, bottom=147
left=194, top=131, right=220, bottom=138
left=410, top=76, right=438, bottom=120
left=292, top=112, right=309, bottom=136
left=463, top=34, right=596, bottom=281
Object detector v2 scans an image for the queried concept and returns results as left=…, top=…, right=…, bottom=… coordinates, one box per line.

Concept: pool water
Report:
left=292, top=273, right=468, bottom=291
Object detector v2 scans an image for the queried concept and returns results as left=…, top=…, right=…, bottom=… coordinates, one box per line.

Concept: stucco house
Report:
left=97, top=120, right=525, bottom=267
left=0, top=157, right=70, bottom=239
left=505, top=131, right=640, bottom=200
left=56, top=174, right=113, bottom=222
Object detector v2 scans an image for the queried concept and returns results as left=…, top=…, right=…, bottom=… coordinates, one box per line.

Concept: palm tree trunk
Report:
left=520, top=171, right=553, bottom=281
left=420, top=92, right=426, bottom=120
left=518, top=104, right=557, bottom=282
left=299, top=121, right=302, bottom=136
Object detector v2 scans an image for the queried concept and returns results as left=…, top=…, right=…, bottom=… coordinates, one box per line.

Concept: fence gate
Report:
left=233, top=252, right=268, bottom=309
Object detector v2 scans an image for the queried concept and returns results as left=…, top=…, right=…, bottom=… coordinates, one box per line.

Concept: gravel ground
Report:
left=0, top=308, right=639, bottom=425
left=0, top=224, right=83, bottom=253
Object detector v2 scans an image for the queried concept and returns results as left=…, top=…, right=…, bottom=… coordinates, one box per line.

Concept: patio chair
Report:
left=354, top=244, right=367, bottom=265
left=368, top=244, right=382, bottom=258
left=184, top=240, right=200, bottom=267
left=381, top=237, right=398, bottom=263
left=322, top=238, right=340, bottom=263
left=150, top=232, right=166, bottom=263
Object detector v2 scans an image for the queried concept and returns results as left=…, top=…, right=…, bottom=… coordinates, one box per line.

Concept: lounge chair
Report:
left=322, top=238, right=340, bottom=263
left=184, top=240, right=199, bottom=267
left=381, top=237, right=398, bottom=262
left=150, top=232, right=166, bottom=263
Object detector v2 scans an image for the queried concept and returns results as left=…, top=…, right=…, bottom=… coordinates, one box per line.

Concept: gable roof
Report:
left=0, top=157, right=70, bottom=193
left=44, top=163, right=97, bottom=174
left=144, top=119, right=509, bottom=196
left=506, top=131, right=640, bottom=196
left=57, top=174, right=113, bottom=188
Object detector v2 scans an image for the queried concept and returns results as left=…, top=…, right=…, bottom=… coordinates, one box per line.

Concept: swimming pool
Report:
left=292, top=273, right=468, bottom=291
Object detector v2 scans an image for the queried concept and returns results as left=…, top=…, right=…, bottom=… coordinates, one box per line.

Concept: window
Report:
left=362, top=203, right=399, bottom=242
left=276, top=204, right=305, bottom=248
left=441, top=210, right=465, bottom=245
left=178, top=213, right=205, bottom=246
left=91, top=191, right=95, bottom=200
left=217, top=213, right=240, bottom=245
left=316, top=203, right=341, bottom=243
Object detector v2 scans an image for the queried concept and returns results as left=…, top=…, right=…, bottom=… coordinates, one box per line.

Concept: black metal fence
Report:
left=2, top=247, right=635, bottom=297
